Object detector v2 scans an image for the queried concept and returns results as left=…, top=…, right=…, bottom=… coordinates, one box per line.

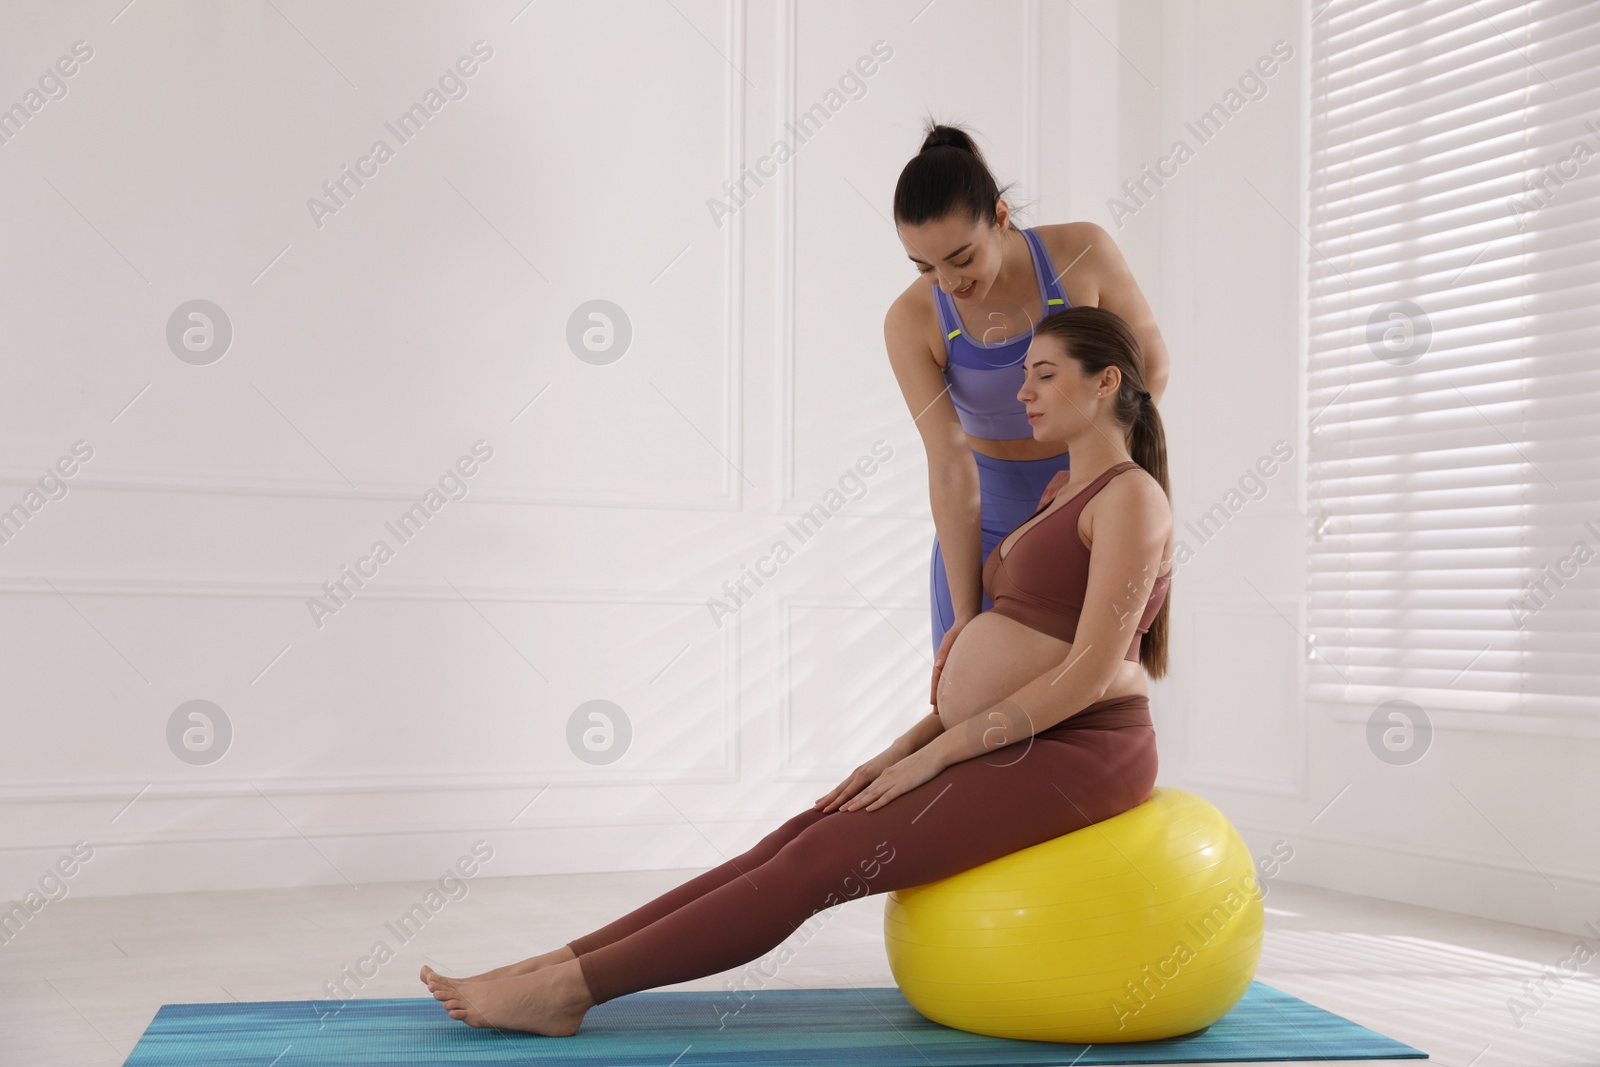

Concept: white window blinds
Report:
left=1307, top=0, right=1600, bottom=717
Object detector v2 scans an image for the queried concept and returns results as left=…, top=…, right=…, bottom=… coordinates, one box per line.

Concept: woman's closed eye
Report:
left=918, top=256, right=973, bottom=275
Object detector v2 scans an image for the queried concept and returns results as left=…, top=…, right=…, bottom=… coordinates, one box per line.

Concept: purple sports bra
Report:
left=933, top=227, right=1072, bottom=440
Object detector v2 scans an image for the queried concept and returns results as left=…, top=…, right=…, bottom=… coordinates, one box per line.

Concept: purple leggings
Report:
left=567, top=695, right=1158, bottom=1005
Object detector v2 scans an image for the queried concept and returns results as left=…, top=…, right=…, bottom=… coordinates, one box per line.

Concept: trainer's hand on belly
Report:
left=931, top=615, right=974, bottom=710
left=841, top=746, right=945, bottom=813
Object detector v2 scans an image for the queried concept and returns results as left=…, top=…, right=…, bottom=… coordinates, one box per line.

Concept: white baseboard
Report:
left=1233, top=821, right=1600, bottom=939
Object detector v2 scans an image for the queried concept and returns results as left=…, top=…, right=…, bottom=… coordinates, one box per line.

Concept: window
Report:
left=1307, top=0, right=1600, bottom=718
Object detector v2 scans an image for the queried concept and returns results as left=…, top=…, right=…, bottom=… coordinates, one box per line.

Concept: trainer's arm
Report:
left=883, top=298, right=984, bottom=621
left=922, top=476, right=1171, bottom=769
left=1077, top=222, right=1171, bottom=406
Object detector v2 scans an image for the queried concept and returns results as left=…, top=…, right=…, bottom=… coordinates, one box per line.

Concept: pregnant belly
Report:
left=936, top=611, right=1147, bottom=734
left=935, top=612, right=1076, bottom=733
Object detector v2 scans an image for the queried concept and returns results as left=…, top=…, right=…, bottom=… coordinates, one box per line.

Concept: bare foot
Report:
left=429, top=958, right=593, bottom=1036
left=418, top=944, right=576, bottom=989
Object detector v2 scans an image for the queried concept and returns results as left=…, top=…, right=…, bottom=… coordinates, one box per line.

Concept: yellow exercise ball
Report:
left=883, top=787, right=1264, bottom=1043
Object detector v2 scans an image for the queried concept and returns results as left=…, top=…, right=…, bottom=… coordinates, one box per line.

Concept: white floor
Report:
left=3, top=870, right=1596, bottom=1066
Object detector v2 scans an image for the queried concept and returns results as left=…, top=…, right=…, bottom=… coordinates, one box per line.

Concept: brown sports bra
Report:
left=981, top=460, right=1172, bottom=661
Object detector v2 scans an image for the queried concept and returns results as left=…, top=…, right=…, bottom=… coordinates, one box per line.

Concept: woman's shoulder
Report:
left=1094, top=464, right=1172, bottom=526
left=889, top=270, right=943, bottom=318
left=885, top=280, right=946, bottom=369
left=1104, top=461, right=1166, bottom=494
left=1033, top=221, right=1115, bottom=299
left=1033, top=220, right=1112, bottom=250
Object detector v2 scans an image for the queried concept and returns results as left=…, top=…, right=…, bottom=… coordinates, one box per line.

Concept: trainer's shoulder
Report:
left=1034, top=221, right=1114, bottom=289
left=1034, top=219, right=1111, bottom=248
left=884, top=279, right=945, bottom=361
left=886, top=273, right=937, bottom=321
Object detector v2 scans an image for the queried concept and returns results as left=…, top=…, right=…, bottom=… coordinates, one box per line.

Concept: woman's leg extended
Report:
left=566, top=805, right=828, bottom=958
left=572, top=722, right=1157, bottom=1005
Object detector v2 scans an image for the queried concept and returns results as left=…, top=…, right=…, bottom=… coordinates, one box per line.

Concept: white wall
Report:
left=0, top=0, right=1056, bottom=904
left=1, top=0, right=1591, bottom=941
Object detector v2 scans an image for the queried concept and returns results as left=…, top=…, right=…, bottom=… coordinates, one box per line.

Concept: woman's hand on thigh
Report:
left=843, top=746, right=945, bottom=813
left=815, top=745, right=904, bottom=813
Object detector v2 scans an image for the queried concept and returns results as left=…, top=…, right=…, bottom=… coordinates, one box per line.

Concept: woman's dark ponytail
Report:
left=894, top=119, right=1028, bottom=230
left=1128, top=390, right=1169, bottom=503
left=1034, top=306, right=1171, bottom=679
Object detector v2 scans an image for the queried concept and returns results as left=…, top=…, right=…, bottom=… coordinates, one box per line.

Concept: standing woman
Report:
left=884, top=121, right=1171, bottom=699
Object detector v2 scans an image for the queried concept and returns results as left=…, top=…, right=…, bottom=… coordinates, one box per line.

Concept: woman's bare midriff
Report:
left=934, top=611, right=1148, bottom=734
left=966, top=433, right=1069, bottom=462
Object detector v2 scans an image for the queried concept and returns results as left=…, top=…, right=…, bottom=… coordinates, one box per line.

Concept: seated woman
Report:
left=421, top=304, right=1175, bottom=1036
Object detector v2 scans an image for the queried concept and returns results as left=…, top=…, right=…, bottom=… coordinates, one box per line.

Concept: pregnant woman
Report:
left=886, top=121, right=1170, bottom=703
left=421, top=304, right=1175, bottom=1037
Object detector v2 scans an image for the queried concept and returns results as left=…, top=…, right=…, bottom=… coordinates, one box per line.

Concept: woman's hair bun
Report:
left=920, top=125, right=974, bottom=154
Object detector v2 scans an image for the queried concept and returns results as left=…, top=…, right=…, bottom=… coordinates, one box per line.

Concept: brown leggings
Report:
left=566, top=694, right=1158, bottom=1005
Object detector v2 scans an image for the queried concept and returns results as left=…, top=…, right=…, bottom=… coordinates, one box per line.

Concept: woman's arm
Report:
left=928, top=467, right=983, bottom=620
left=921, top=473, right=1172, bottom=769
left=1068, top=222, right=1172, bottom=405
left=883, top=297, right=985, bottom=621
left=817, top=709, right=946, bottom=812
left=890, top=710, right=947, bottom=757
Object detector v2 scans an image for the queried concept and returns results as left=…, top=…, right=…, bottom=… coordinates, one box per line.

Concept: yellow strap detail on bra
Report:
left=946, top=329, right=962, bottom=340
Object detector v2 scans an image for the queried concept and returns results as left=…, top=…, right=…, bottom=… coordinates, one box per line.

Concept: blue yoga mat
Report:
left=123, top=981, right=1427, bottom=1065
